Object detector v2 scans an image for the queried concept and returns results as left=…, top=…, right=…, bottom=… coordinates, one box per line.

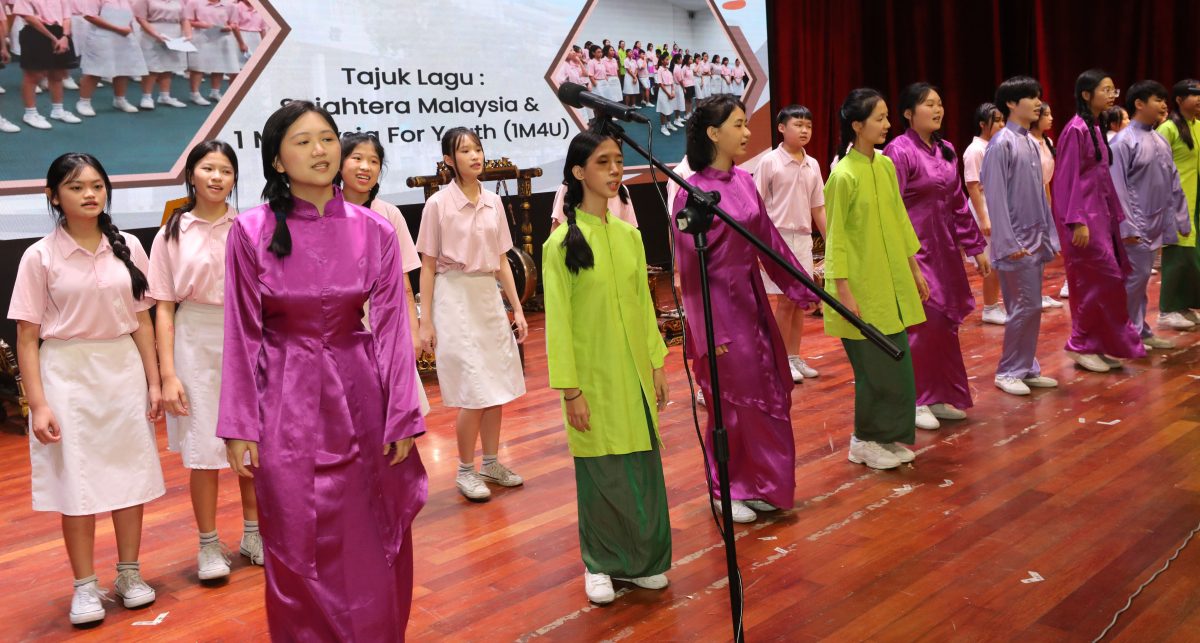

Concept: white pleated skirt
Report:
left=731, top=79, right=745, bottom=95
left=605, top=77, right=622, bottom=101
left=242, top=31, right=262, bottom=58
left=166, top=303, right=228, bottom=469
left=622, top=73, right=639, bottom=95
left=82, top=23, right=149, bottom=79
left=32, top=336, right=165, bottom=515
left=140, top=22, right=187, bottom=73
left=432, top=271, right=525, bottom=409
left=674, top=86, right=687, bottom=111
left=188, top=27, right=240, bottom=74
left=656, top=87, right=675, bottom=115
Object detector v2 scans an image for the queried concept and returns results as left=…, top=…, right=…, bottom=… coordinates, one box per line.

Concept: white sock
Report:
left=50, top=103, right=65, bottom=115
left=198, top=530, right=219, bottom=546
left=457, top=461, right=474, bottom=474
left=25, top=107, right=37, bottom=117
left=77, top=98, right=92, bottom=107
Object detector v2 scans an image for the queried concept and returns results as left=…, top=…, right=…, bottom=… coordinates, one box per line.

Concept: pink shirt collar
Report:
left=52, top=226, right=111, bottom=259
left=179, top=207, right=237, bottom=233
left=445, top=179, right=493, bottom=213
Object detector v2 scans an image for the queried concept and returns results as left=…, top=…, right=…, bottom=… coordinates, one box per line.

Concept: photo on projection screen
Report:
left=0, top=0, right=769, bottom=239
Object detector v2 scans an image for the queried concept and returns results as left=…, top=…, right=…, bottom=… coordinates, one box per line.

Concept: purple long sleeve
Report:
left=368, top=226, right=426, bottom=444
left=217, top=217, right=264, bottom=442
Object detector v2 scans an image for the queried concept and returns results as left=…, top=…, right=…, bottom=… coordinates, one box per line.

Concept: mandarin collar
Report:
left=573, top=207, right=611, bottom=226
left=1129, top=120, right=1153, bottom=132
left=1005, top=121, right=1029, bottom=136
left=903, top=128, right=939, bottom=154
left=53, top=225, right=110, bottom=259
left=290, top=186, right=345, bottom=220
left=696, top=164, right=736, bottom=182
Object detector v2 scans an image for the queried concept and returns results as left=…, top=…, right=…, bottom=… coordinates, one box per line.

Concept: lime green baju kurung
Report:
left=1156, top=118, right=1200, bottom=312
left=823, top=149, right=924, bottom=444
left=543, top=208, right=671, bottom=578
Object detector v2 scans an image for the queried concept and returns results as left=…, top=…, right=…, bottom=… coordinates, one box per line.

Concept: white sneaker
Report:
left=743, top=499, right=779, bottom=513
left=239, top=531, right=264, bottom=566
left=584, top=571, right=615, bottom=604
left=930, top=403, right=967, bottom=420
left=0, top=85, right=5, bottom=94
left=190, top=93, right=211, bottom=106
left=1066, top=350, right=1110, bottom=373
left=50, top=110, right=82, bottom=124
left=63, top=76, right=79, bottom=90
left=1143, top=335, right=1176, bottom=350
left=1041, top=295, right=1064, bottom=309
left=0, top=117, right=19, bottom=133
left=197, top=541, right=231, bottom=580
left=880, top=442, right=916, bottom=464
left=793, top=357, right=819, bottom=378
left=479, top=460, right=524, bottom=487
left=915, top=405, right=941, bottom=430
left=69, top=579, right=108, bottom=625
left=1059, top=283, right=1070, bottom=298
left=1022, top=375, right=1059, bottom=388
left=1184, top=310, right=1200, bottom=324
left=673, top=117, right=685, bottom=126
left=208, top=90, right=223, bottom=101
left=667, top=122, right=679, bottom=131
left=1158, top=312, right=1196, bottom=330
left=112, top=98, right=139, bottom=113
left=139, top=95, right=156, bottom=110
left=113, top=569, right=155, bottom=608
left=615, top=573, right=669, bottom=589
left=994, top=376, right=1031, bottom=396
left=848, top=438, right=902, bottom=469
left=23, top=113, right=52, bottom=129
left=456, top=469, right=491, bottom=501
left=75, top=100, right=95, bottom=117
left=982, top=304, right=1007, bottom=325
left=158, top=95, right=187, bottom=108
left=660, top=125, right=671, bottom=136
left=1098, top=355, right=1123, bottom=369
left=714, top=499, right=757, bottom=523
left=789, top=358, right=805, bottom=382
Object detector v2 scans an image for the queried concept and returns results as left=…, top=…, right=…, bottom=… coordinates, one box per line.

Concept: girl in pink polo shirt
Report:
left=335, top=131, right=430, bottom=415
left=670, top=53, right=686, bottom=122
left=8, top=153, right=164, bottom=626
left=148, top=140, right=264, bottom=583
left=13, top=0, right=82, bottom=129
left=731, top=58, right=746, bottom=96
left=680, top=53, right=696, bottom=116
left=654, top=51, right=677, bottom=137
left=416, top=127, right=528, bottom=502
left=234, top=0, right=263, bottom=59
left=622, top=48, right=639, bottom=108
left=184, top=0, right=243, bottom=105
left=74, top=0, right=150, bottom=116
left=602, top=44, right=620, bottom=102
left=134, top=0, right=192, bottom=109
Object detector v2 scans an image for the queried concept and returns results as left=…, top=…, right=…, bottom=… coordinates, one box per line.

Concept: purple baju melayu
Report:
left=982, top=122, right=1061, bottom=379
left=217, top=189, right=428, bottom=641
left=885, top=130, right=987, bottom=409
left=1110, top=120, right=1193, bottom=338
left=1050, top=115, right=1146, bottom=359
left=672, top=165, right=818, bottom=510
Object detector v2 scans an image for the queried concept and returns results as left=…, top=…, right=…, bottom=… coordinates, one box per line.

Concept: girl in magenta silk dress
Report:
left=217, top=101, right=427, bottom=641
left=672, top=95, right=818, bottom=524
left=883, top=83, right=990, bottom=430
left=1050, top=69, right=1146, bottom=372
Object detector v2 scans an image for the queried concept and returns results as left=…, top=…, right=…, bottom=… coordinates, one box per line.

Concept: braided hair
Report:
left=164, top=140, right=239, bottom=241
left=1168, top=79, right=1200, bottom=150
left=334, top=132, right=386, bottom=208
left=45, top=153, right=148, bottom=300
left=898, top=82, right=954, bottom=161
left=1075, top=69, right=1114, bottom=165
left=560, top=129, right=624, bottom=273
left=259, top=100, right=341, bottom=257
left=838, top=88, right=884, bottom=157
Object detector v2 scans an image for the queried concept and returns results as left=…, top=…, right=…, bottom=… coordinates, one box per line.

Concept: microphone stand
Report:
left=591, top=117, right=903, bottom=641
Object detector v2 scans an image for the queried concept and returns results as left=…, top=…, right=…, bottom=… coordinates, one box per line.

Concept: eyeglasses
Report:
left=1100, top=87, right=1121, bottom=97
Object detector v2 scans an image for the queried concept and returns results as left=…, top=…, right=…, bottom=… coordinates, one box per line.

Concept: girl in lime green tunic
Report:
left=825, top=88, right=930, bottom=470
left=1156, top=79, right=1200, bottom=322
left=543, top=129, right=671, bottom=605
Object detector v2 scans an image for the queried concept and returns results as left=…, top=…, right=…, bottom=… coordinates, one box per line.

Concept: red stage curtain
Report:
left=770, top=0, right=1200, bottom=168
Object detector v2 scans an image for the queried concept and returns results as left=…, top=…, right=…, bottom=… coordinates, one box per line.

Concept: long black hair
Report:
left=1033, top=102, right=1056, bottom=158
left=440, top=126, right=483, bottom=180
left=1169, top=79, right=1200, bottom=150
left=838, top=87, right=884, bottom=156
left=260, top=100, right=340, bottom=258
left=559, top=129, right=623, bottom=273
left=334, top=132, right=386, bottom=207
left=686, top=94, right=746, bottom=170
left=164, top=140, right=239, bottom=241
left=46, top=153, right=148, bottom=300
left=898, top=82, right=954, bottom=161
left=1075, top=68, right=1114, bottom=164
left=973, top=102, right=1002, bottom=136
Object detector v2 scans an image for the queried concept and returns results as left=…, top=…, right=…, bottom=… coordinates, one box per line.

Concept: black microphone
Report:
left=557, top=81, right=650, bottom=124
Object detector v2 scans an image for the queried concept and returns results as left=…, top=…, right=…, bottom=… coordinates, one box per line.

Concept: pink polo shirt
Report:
left=672, top=65, right=685, bottom=85
left=234, top=0, right=261, bottom=31
left=656, top=67, right=674, bottom=87
left=549, top=184, right=638, bottom=228
left=133, top=0, right=184, bottom=22
left=74, top=0, right=134, bottom=17
left=12, top=0, right=70, bottom=25
left=369, top=199, right=421, bottom=273
left=587, top=58, right=606, bottom=82
left=9, top=227, right=153, bottom=340
left=416, top=180, right=514, bottom=274
left=753, top=145, right=825, bottom=233
left=184, top=0, right=232, bottom=25
left=148, top=208, right=236, bottom=306
left=624, top=57, right=637, bottom=77
left=681, top=65, right=694, bottom=87
left=561, top=61, right=583, bottom=85
left=732, top=65, right=745, bottom=81
left=604, top=57, right=618, bottom=76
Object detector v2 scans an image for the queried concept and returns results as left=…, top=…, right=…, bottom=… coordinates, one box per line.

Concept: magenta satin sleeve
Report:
left=217, top=219, right=264, bottom=442
left=368, top=229, right=426, bottom=444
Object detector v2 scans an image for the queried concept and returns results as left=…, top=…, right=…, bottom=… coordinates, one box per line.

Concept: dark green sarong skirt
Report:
left=1160, top=243, right=1200, bottom=313
left=841, top=331, right=917, bottom=445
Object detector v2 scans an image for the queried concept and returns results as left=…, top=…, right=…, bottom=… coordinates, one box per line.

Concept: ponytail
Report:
left=1169, top=79, right=1199, bottom=150
left=258, top=101, right=341, bottom=258
left=561, top=179, right=594, bottom=274
left=264, top=176, right=293, bottom=257
left=99, top=212, right=149, bottom=300
left=932, top=131, right=955, bottom=162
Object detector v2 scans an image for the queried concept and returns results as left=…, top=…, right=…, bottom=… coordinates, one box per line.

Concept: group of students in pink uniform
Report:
left=0, top=0, right=266, bottom=133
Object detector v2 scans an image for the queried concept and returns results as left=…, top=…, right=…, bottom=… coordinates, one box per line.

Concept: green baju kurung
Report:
left=543, top=208, right=671, bottom=578
left=1156, top=118, right=1200, bottom=312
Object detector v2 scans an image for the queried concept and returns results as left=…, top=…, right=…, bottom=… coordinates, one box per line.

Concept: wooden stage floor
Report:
left=2, top=259, right=1199, bottom=641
